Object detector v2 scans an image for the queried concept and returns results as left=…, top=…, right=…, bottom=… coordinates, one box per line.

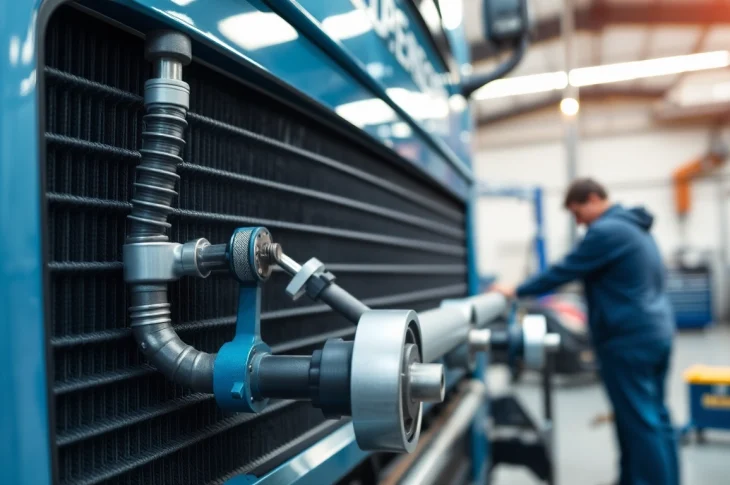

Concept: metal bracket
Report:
left=214, top=283, right=271, bottom=413
left=214, top=227, right=273, bottom=413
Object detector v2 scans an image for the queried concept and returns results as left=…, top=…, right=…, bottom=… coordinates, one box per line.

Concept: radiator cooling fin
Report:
left=44, top=6, right=468, bottom=484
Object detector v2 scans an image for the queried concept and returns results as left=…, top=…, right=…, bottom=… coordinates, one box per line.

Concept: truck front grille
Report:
left=44, top=5, right=468, bottom=484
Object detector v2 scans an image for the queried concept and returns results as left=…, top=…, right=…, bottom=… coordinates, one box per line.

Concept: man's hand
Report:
left=489, top=282, right=517, bottom=299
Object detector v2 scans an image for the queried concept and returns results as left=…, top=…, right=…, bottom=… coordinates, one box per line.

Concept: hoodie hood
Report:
left=603, top=204, right=654, bottom=230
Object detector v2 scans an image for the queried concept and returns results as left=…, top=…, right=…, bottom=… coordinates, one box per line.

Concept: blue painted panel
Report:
left=116, top=0, right=472, bottom=198
left=0, top=1, right=53, bottom=484
left=285, top=0, right=472, bottom=167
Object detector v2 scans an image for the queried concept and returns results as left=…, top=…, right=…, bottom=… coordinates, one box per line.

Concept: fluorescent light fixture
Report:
left=170, top=0, right=196, bottom=6
left=569, top=51, right=730, bottom=87
left=473, top=51, right=730, bottom=100
left=473, top=71, right=568, bottom=100
left=321, top=9, right=372, bottom=40
left=218, top=12, right=298, bottom=51
left=560, top=97, right=580, bottom=116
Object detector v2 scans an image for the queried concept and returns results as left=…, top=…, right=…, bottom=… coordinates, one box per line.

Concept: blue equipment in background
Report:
left=475, top=182, right=549, bottom=277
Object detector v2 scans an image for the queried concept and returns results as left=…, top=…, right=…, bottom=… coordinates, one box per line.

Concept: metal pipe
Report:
left=408, top=363, right=445, bottom=402
left=399, top=381, right=486, bottom=485
left=198, top=243, right=228, bottom=272
left=255, top=355, right=312, bottom=400
left=154, top=59, right=183, bottom=80
left=417, top=307, right=471, bottom=363
left=466, top=292, right=507, bottom=328
left=125, top=31, right=216, bottom=393
left=276, top=252, right=302, bottom=276
left=462, top=37, right=529, bottom=98
left=319, top=284, right=370, bottom=323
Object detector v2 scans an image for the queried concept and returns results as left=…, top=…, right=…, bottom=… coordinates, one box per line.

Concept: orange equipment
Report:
left=673, top=152, right=725, bottom=216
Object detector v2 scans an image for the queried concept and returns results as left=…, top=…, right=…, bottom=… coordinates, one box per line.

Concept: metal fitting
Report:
left=285, top=258, right=327, bottom=300
left=408, top=362, right=445, bottom=402
left=467, top=328, right=491, bottom=352
left=351, top=310, right=445, bottom=453
left=123, top=238, right=212, bottom=283
left=228, top=227, right=275, bottom=284
left=543, top=333, right=562, bottom=353
left=523, top=314, right=550, bottom=369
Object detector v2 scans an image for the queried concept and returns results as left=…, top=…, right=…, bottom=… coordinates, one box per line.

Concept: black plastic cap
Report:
left=145, top=30, right=192, bottom=65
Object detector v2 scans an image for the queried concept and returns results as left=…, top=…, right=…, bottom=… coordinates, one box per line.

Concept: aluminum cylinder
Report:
left=417, top=307, right=471, bottom=363
left=408, top=363, right=445, bottom=402
left=467, top=292, right=508, bottom=328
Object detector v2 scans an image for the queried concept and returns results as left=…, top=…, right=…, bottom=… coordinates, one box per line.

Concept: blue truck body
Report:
left=0, top=1, right=482, bottom=484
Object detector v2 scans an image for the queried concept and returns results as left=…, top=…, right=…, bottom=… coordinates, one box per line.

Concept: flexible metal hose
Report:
left=126, top=31, right=215, bottom=393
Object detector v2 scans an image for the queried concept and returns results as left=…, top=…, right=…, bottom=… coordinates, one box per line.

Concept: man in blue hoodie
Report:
left=491, top=178, right=678, bottom=485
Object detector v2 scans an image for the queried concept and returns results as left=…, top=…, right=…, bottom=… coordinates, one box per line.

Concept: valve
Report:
left=490, top=313, right=561, bottom=370
left=211, top=227, right=444, bottom=452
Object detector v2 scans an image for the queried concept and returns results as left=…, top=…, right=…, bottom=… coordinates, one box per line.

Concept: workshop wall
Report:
left=473, top=100, right=730, bottom=319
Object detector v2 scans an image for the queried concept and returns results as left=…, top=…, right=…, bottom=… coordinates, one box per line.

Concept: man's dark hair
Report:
left=563, top=178, right=608, bottom=208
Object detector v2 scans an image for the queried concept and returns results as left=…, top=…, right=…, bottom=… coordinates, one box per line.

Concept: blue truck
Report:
left=0, top=1, right=550, bottom=484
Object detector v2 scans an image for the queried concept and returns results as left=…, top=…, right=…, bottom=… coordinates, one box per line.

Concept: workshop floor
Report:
left=490, top=325, right=730, bottom=485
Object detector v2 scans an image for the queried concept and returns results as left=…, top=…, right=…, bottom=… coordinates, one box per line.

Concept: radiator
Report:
left=44, top=5, right=468, bottom=484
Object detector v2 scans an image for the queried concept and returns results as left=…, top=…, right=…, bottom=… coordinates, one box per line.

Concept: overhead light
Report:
left=321, top=9, right=372, bottom=40
left=569, top=51, right=730, bottom=87
left=473, top=71, right=568, bottom=100
left=473, top=50, right=730, bottom=100
left=560, top=97, right=580, bottom=116
left=218, top=12, right=298, bottom=51
left=170, top=0, right=196, bottom=5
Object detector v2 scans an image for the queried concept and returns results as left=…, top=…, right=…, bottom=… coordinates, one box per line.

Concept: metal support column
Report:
left=533, top=187, right=548, bottom=272
left=562, top=0, right=579, bottom=245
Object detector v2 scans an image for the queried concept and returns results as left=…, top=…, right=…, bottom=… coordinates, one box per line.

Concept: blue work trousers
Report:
left=597, top=338, right=679, bottom=485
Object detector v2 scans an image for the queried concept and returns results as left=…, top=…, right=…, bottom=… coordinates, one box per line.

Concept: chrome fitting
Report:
left=285, top=258, right=326, bottom=300
left=123, top=238, right=212, bottom=283
left=522, top=314, right=562, bottom=369
left=467, top=328, right=491, bottom=352
left=351, top=310, right=445, bottom=453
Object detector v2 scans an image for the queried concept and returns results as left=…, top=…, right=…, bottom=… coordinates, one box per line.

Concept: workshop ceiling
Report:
left=469, top=0, right=730, bottom=124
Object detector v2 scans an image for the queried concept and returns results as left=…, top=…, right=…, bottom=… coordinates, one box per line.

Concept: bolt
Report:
left=250, top=396, right=255, bottom=402
left=248, top=364, right=253, bottom=372
left=140, top=342, right=147, bottom=350
left=231, top=382, right=245, bottom=400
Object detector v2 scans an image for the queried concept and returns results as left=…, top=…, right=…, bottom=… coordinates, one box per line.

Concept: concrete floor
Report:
left=490, top=326, right=730, bottom=485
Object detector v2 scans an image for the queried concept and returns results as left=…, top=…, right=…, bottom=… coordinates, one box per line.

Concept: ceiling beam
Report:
left=476, top=87, right=666, bottom=126
left=471, top=3, right=730, bottom=62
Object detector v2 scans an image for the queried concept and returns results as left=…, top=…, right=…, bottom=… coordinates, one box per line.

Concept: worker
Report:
left=491, top=178, right=678, bottom=485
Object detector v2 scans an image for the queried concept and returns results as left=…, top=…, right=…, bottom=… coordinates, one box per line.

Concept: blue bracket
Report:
left=214, top=227, right=272, bottom=413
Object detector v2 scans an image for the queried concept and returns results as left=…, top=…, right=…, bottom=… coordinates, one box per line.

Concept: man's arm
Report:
left=516, top=225, right=628, bottom=297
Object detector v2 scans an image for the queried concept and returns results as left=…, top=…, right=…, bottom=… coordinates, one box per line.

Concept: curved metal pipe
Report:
left=462, top=37, right=529, bottom=98
left=125, top=31, right=215, bottom=393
